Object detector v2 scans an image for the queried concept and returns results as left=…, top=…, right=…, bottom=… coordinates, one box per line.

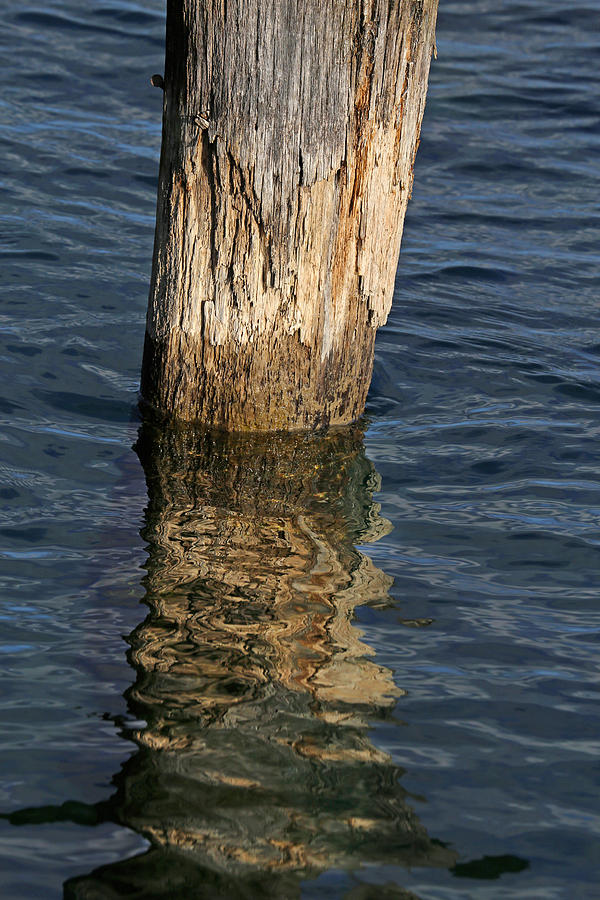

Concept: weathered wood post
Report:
left=142, top=0, right=438, bottom=430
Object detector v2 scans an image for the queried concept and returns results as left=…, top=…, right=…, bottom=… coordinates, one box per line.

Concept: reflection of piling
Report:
left=64, top=422, right=455, bottom=896
left=134, top=422, right=398, bottom=719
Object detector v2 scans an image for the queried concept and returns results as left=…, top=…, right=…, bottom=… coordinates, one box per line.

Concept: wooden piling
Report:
left=141, top=0, right=438, bottom=430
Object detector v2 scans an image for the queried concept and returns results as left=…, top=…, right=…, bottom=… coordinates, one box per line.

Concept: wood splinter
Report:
left=194, top=113, right=210, bottom=130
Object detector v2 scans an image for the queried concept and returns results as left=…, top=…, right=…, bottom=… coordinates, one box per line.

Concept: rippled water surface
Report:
left=1, top=1, right=599, bottom=897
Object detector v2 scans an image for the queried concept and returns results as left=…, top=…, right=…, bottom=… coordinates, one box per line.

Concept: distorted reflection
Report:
left=11, top=423, right=457, bottom=896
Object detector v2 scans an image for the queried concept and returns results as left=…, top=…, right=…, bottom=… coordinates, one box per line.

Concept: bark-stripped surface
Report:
left=142, top=0, right=439, bottom=430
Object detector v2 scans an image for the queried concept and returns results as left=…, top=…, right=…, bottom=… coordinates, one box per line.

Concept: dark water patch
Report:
left=581, top=343, right=600, bottom=357
left=0, top=526, right=48, bottom=543
left=34, top=390, right=136, bottom=423
left=0, top=250, right=60, bottom=262
left=554, top=381, right=600, bottom=404
left=414, top=338, right=462, bottom=352
left=413, top=264, right=515, bottom=284
left=5, top=344, right=43, bottom=357
left=133, top=172, right=159, bottom=187
left=452, top=854, right=529, bottom=880
left=0, top=398, right=25, bottom=415
left=92, top=7, right=162, bottom=27
left=0, top=488, right=20, bottom=501
left=469, top=459, right=506, bottom=476
left=521, top=8, right=600, bottom=28
left=62, top=166, right=112, bottom=179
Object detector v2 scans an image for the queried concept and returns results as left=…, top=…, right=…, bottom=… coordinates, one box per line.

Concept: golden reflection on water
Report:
left=66, top=422, right=454, bottom=897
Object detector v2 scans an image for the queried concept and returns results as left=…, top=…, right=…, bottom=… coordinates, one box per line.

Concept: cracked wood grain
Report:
left=142, top=0, right=439, bottom=430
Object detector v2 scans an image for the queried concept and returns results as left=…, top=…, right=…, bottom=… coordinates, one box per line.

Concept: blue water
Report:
left=1, top=1, right=599, bottom=897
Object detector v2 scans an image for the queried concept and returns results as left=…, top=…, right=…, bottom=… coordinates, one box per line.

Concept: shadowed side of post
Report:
left=141, top=0, right=438, bottom=430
